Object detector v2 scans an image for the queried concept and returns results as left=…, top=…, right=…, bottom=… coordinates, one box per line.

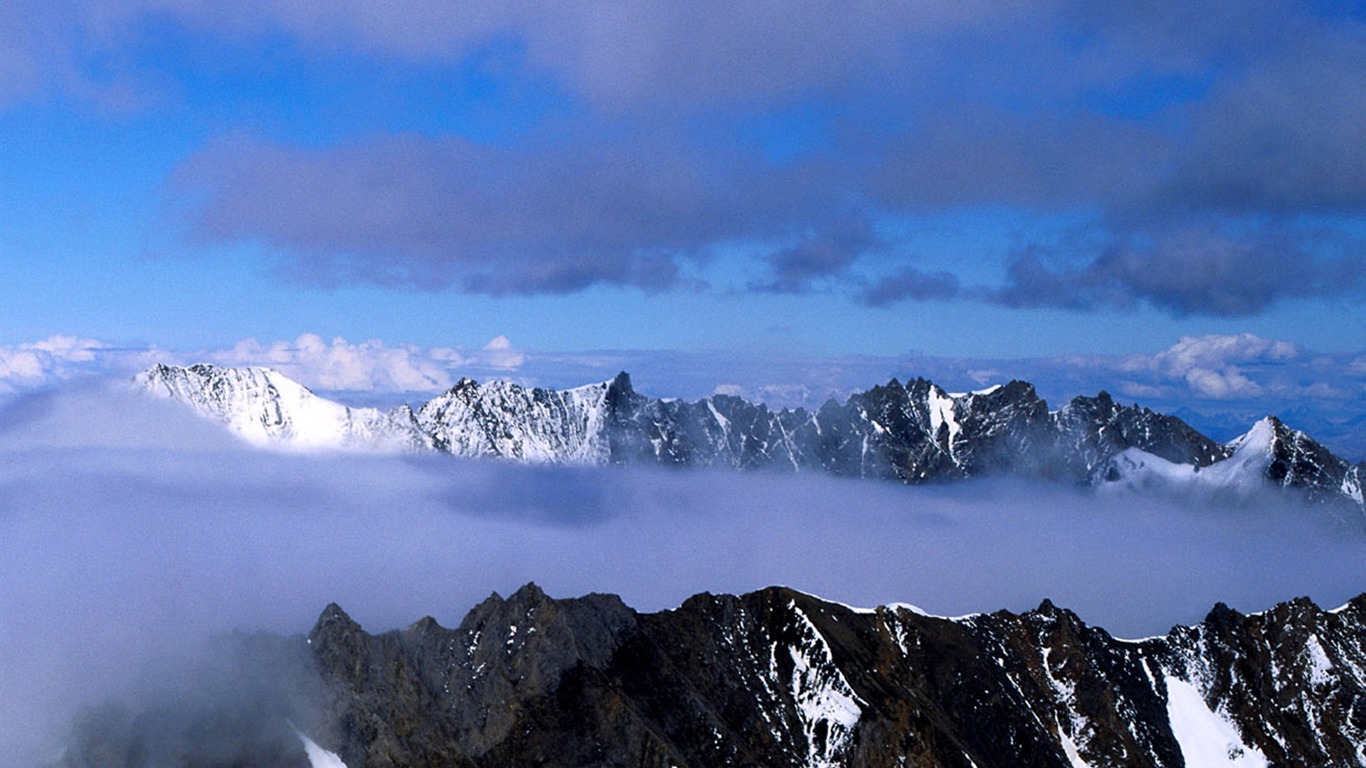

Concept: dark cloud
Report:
left=992, top=223, right=1366, bottom=317
left=749, top=217, right=883, bottom=294
left=6, top=1, right=1363, bottom=315
left=1160, top=36, right=1366, bottom=214
left=858, top=266, right=960, bottom=306
left=173, top=132, right=750, bottom=294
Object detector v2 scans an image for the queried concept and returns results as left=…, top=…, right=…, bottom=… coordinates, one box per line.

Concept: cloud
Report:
left=0, top=333, right=538, bottom=401
left=14, top=1, right=999, bottom=110
left=207, top=333, right=457, bottom=392
left=859, top=266, right=960, bottom=306
left=1136, top=333, right=1300, bottom=376
left=749, top=217, right=885, bottom=294
left=481, top=335, right=527, bottom=371
left=4, top=2, right=1309, bottom=316
left=1162, top=34, right=1366, bottom=214
left=202, top=333, right=534, bottom=392
left=1, top=381, right=1362, bottom=763
left=0, top=335, right=114, bottom=392
left=171, top=132, right=760, bottom=294
left=992, top=223, right=1366, bottom=317
left=1103, top=333, right=1354, bottom=406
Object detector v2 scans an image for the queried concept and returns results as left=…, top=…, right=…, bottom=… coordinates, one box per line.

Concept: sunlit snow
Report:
left=1164, top=677, right=1267, bottom=768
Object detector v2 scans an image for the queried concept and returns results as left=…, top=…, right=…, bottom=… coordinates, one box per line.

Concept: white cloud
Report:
left=481, top=335, right=527, bottom=371
left=1182, top=366, right=1262, bottom=399
left=1154, top=334, right=1299, bottom=374
left=0, top=333, right=532, bottom=397
left=1111, top=334, right=1300, bottom=401
left=0, top=336, right=109, bottom=391
left=208, top=333, right=456, bottom=392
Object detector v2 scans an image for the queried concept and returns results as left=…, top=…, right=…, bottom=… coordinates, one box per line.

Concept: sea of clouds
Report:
left=1, top=382, right=1362, bottom=764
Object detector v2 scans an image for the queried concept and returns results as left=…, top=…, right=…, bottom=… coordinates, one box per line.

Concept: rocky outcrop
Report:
left=58, top=586, right=1366, bottom=767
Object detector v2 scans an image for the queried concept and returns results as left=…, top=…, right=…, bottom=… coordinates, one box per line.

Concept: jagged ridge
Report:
left=59, top=585, right=1366, bottom=768
left=135, top=363, right=1365, bottom=514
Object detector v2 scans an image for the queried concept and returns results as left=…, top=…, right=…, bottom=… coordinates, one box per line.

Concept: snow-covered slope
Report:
left=416, top=376, right=617, bottom=462
left=135, top=363, right=428, bottom=452
left=132, top=364, right=1366, bottom=513
left=1102, top=416, right=1363, bottom=513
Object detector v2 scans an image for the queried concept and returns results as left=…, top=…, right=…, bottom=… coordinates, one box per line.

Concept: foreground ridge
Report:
left=135, top=363, right=1366, bottom=514
left=60, top=586, right=1366, bottom=768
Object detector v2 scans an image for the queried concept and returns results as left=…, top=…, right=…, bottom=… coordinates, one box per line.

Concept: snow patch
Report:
left=787, top=603, right=863, bottom=768
left=1164, top=676, right=1267, bottom=768
left=1305, top=635, right=1334, bottom=689
left=295, top=729, right=348, bottom=768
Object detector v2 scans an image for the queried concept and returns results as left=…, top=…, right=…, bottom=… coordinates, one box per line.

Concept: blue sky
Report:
left=1, top=1, right=1364, bottom=446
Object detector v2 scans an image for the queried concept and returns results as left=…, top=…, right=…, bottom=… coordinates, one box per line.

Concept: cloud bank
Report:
left=1, top=382, right=1363, bottom=763
left=7, top=1, right=1364, bottom=316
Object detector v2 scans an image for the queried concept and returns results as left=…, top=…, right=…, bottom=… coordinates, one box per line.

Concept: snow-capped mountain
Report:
left=135, top=363, right=430, bottom=452
left=58, top=585, right=1366, bottom=767
left=415, top=375, right=618, bottom=463
left=135, top=363, right=1365, bottom=513
left=1102, top=415, right=1364, bottom=510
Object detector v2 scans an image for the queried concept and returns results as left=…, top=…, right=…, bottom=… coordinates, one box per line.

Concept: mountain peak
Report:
left=607, top=370, right=633, bottom=394
left=132, top=362, right=1365, bottom=513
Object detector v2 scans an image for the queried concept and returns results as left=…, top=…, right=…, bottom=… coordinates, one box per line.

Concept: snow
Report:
left=1058, top=729, right=1095, bottom=768
left=707, top=399, right=731, bottom=432
left=1305, top=635, right=1334, bottom=688
left=1342, top=469, right=1363, bottom=506
left=295, top=729, right=348, bottom=768
left=1164, top=676, right=1267, bottom=768
left=786, top=603, right=864, bottom=768
left=1099, top=437, right=1269, bottom=499
left=927, top=387, right=960, bottom=443
left=1040, top=646, right=1095, bottom=767
left=416, top=377, right=614, bottom=464
left=137, top=364, right=421, bottom=453
left=807, top=594, right=976, bottom=623
left=948, top=384, right=1002, bottom=398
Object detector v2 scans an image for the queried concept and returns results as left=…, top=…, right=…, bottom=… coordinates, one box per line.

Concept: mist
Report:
left=2, top=384, right=1363, bottom=764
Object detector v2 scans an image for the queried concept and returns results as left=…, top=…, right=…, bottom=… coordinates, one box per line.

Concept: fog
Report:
left=2, top=384, right=1363, bottom=764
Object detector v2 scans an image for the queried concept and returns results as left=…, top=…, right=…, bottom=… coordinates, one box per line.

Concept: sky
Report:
left=1, top=2, right=1363, bottom=363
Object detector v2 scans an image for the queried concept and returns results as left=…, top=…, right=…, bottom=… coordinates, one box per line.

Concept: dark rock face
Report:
left=60, top=587, right=1366, bottom=768
left=1050, top=391, right=1230, bottom=482
left=1256, top=416, right=1363, bottom=507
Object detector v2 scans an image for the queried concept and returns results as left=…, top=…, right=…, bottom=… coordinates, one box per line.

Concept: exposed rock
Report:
left=59, top=587, right=1366, bottom=767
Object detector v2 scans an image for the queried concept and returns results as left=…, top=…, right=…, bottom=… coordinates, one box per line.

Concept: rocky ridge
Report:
left=59, top=585, right=1366, bottom=768
left=135, top=364, right=1365, bottom=514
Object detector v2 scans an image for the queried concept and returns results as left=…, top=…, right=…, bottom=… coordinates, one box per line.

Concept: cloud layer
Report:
left=7, top=1, right=1364, bottom=316
left=1, top=382, right=1362, bottom=763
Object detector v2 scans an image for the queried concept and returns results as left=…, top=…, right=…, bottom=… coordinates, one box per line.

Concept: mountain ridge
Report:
left=134, top=363, right=1365, bottom=515
left=57, top=584, right=1366, bottom=768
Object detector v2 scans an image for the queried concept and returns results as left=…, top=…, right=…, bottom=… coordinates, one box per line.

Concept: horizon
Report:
left=3, top=3, right=1362, bottom=457
left=5, top=331, right=1363, bottom=459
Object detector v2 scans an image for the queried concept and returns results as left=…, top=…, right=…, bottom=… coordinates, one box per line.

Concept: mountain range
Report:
left=135, top=363, right=1365, bottom=516
left=57, top=584, right=1366, bottom=767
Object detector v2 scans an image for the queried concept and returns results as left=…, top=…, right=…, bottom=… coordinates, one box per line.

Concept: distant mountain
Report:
left=135, top=363, right=1365, bottom=515
left=58, top=585, right=1366, bottom=768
